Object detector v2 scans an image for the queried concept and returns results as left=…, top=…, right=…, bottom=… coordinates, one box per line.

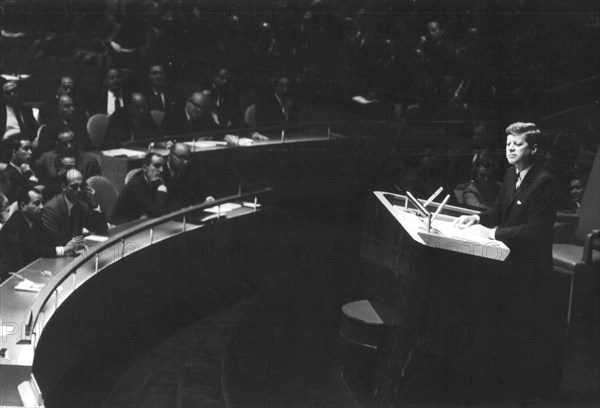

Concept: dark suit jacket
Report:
left=162, top=103, right=219, bottom=136
left=211, top=85, right=242, bottom=130
left=0, top=211, right=57, bottom=281
left=35, top=150, right=101, bottom=181
left=140, top=85, right=181, bottom=112
left=41, top=193, right=108, bottom=246
left=1, top=103, right=38, bottom=141
left=104, top=109, right=160, bottom=149
left=256, top=93, right=298, bottom=132
left=37, top=116, right=92, bottom=154
left=1, top=164, right=38, bottom=204
left=479, top=161, right=558, bottom=288
left=85, top=87, right=133, bottom=116
left=110, top=172, right=178, bottom=225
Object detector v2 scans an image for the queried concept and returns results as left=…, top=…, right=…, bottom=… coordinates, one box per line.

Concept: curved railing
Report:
left=25, top=187, right=272, bottom=342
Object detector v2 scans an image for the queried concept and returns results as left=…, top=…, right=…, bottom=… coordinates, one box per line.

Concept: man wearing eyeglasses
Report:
left=163, top=142, right=209, bottom=207
left=41, top=168, right=107, bottom=246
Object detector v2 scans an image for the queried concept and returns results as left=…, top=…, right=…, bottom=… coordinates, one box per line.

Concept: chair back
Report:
left=244, top=104, right=257, bottom=127
left=572, top=150, right=600, bottom=246
left=87, top=114, right=109, bottom=149
left=150, top=110, right=165, bottom=127
left=124, top=168, right=142, bottom=185
left=87, top=176, right=119, bottom=222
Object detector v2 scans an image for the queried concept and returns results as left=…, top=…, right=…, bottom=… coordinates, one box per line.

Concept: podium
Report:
left=354, top=191, right=569, bottom=404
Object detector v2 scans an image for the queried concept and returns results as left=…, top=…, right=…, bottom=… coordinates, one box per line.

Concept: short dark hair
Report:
left=15, top=187, right=42, bottom=206
left=143, top=152, right=163, bottom=166
left=5, top=135, right=28, bottom=155
left=505, top=122, right=548, bottom=157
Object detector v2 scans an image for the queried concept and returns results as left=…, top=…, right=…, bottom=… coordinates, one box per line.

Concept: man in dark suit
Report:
left=110, top=152, right=178, bottom=225
left=162, top=90, right=219, bottom=136
left=1, top=137, right=40, bottom=204
left=210, top=67, right=241, bottom=130
left=37, top=76, right=80, bottom=125
left=163, top=142, right=211, bottom=207
left=37, top=95, right=92, bottom=153
left=2, top=81, right=39, bottom=141
left=454, top=122, right=561, bottom=401
left=104, top=92, right=160, bottom=149
left=35, top=130, right=101, bottom=185
left=141, top=63, right=181, bottom=112
left=256, top=76, right=298, bottom=130
left=85, top=68, right=131, bottom=117
left=0, top=187, right=85, bottom=282
left=42, top=168, right=107, bottom=246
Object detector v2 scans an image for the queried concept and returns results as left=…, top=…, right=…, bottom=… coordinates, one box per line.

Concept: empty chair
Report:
left=87, top=114, right=109, bottom=149
left=124, top=168, right=142, bottom=185
left=553, top=150, right=600, bottom=325
left=244, top=104, right=257, bottom=127
left=149, top=110, right=165, bottom=127
left=87, top=175, right=119, bottom=223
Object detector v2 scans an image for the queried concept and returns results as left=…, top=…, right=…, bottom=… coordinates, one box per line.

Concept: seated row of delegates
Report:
left=110, top=143, right=210, bottom=225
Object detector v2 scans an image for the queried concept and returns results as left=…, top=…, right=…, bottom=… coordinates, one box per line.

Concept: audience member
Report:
left=35, top=130, right=100, bottom=198
left=141, top=63, right=180, bottom=112
left=37, top=95, right=92, bottom=153
left=164, top=142, right=208, bottom=206
left=567, top=175, right=587, bottom=212
left=104, top=92, right=159, bottom=148
left=162, top=90, right=218, bottom=135
left=38, top=76, right=79, bottom=124
left=458, top=157, right=502, bottom=210
left=210, top=67, right=242, bottom=130
left=0, top=187, right=84, bottom=282
left=2, top=81, right=39, bottom=141
left=1, top=137, right=40, bottom=203
left=110, top=152, right=178, bottom=225
left=42, top=168, right=107, bottom=246
left=86, top=68, right=129, bottom=116
left=256, top=76, right=298, bottom=129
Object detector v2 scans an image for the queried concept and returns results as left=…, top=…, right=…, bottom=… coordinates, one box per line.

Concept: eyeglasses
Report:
left=68, top=182, right=85, bottom=190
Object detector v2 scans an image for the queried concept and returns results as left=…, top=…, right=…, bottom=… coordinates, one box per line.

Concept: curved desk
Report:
left=1, top=190, right=270, bottom=406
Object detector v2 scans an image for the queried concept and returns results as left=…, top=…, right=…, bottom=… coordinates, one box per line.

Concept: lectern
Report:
left=354, top=191, right=569, bottom=404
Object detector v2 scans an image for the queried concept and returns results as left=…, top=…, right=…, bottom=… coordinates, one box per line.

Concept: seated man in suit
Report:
left=35, top=130, right=101, bottom=200
left=38, top=76, right=80, bottom=125
left=104, top=92, right=160, bottom=149
left=163, top=142, right=211, bottom=206
left=454, top=122, right=561, bottom=400
left=0, top=187, right=85, bottom=282
left=37, top=95, right=92, bottom=153
left=42, top=168, right=107, bottom=246
left=210, top=67, right=241, bottom=131
left=85, top=68, right=130, bottom=117
left=256, top=76, right=298, bottom=133
left=142, top=63, right=180, bottom=112
left=1, top=136, right=40, bottom=204
left=2, top=81, right=39, bottom=142
left=162, top=90, right=219, bottom=136
left=110, top=152, right=178, bottom=225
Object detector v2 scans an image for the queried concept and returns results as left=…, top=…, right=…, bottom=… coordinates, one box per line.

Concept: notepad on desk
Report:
left=85, top=235, right=109, bottom=243
left=14, top=279, right=44, bottom=293
left=204, top=203, right=242, bottom=214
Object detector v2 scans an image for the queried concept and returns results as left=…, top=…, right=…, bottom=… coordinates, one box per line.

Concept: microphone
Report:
left=430, top=194, right=451, bottom=223
left=423, top=186, right=443, bottom=208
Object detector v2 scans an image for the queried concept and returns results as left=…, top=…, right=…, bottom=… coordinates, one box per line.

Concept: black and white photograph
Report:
left=1, top=0, right=599, bottom=407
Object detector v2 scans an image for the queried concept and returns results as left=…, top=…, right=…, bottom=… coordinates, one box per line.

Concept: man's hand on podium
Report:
left=452, top=215, right=479, bottom=229
left=465, top=224, right=495, bottom=240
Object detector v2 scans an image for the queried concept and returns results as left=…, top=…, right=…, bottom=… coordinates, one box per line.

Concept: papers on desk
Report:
left=14, top=279, right=44, bottom=293
left=102, top=148, right=146, bottom=159
left=204, top=203, right=242, bottom=214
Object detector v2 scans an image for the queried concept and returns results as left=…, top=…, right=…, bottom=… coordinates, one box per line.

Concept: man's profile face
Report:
left=129, top=95, right=148, bottom=118
left=569, top=179, right=585, bottom=203
left=426, top=21, right=442, bottom=42
left=186, top=93, right=207, bottom=120
left=275, top=78, right=291, bottom=99
left=14, top=140, right=33, bottom=164
left=149, top=65, right=166, bottom=88
left=2, top=82, right=20, bottom=105
left=170, top=145, right=191, bottom=173
left=505, top=134, right=533, bottom=167
left=21, top=190, right=44, bottom=221
left=213, top=69, right=229, bottom=90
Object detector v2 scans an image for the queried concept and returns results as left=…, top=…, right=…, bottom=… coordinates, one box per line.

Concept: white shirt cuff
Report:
left=157, top=185, right=167, bottom=193
left=56, top=246, right=65, bottom=256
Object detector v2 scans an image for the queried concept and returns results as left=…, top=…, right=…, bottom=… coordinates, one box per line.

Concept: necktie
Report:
left=15, top=107, right=27, bottom=136
left=515, top=171, right=521, bottom=189
left=115, top=94, right=121, bottom=109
